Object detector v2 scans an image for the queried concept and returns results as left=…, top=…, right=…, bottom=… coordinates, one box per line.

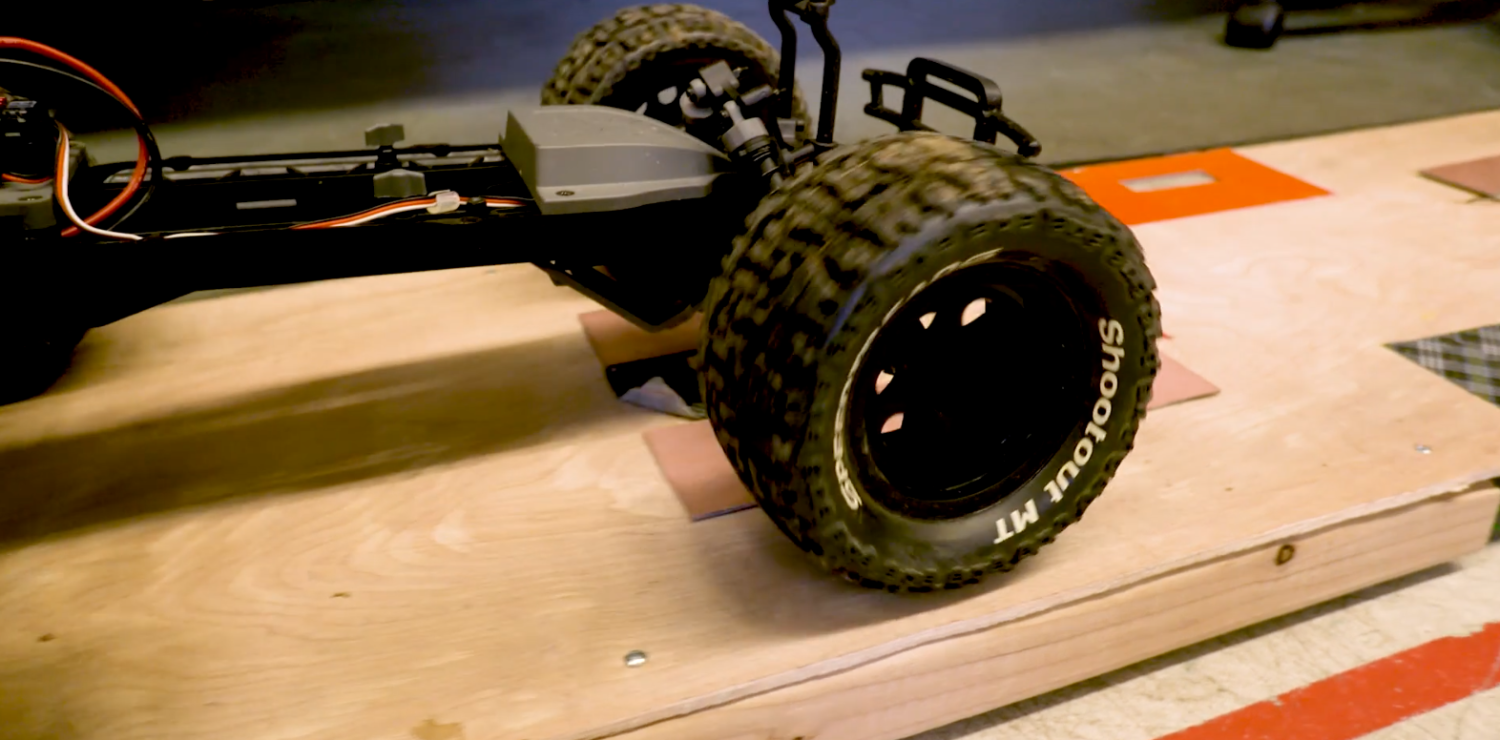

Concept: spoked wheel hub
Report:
left=847, top=256, right=1098, bottom=521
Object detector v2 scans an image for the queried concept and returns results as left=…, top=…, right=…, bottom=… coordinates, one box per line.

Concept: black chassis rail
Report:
left=69, top=142, right=528, bottom=234
left=7, top=142, right=759, bottom=334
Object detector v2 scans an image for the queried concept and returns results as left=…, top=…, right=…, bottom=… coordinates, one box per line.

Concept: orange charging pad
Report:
left=1060, top=148, right=1330, bottom=226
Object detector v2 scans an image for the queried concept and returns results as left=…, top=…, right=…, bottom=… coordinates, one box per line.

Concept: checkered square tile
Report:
left=1388, top=324, right=1500, bottom=407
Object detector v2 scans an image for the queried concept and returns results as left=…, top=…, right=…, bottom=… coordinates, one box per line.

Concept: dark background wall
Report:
left=6, top=0, right=1500, bottom=164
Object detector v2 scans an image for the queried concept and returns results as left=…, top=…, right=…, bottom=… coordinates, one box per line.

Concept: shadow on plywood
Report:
left=0, top=333, right=630, bottom=550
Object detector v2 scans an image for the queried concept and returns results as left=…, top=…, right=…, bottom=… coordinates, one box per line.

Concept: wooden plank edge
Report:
left=607, top=483, right=1500, bottom=740
left=561, top=473, right=1500, bottom=740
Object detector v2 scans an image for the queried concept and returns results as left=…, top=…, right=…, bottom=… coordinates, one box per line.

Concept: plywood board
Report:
left=611, top=485, right=1500, bottom=740
left=1, top=111, right=1499, bottom=740
left=579, top=310, right=704, bottom=369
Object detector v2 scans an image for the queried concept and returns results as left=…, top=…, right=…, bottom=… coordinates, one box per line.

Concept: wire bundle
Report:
left=2, top=37, right=527, bottom=240
left=0, top=37, right=160, bottom=235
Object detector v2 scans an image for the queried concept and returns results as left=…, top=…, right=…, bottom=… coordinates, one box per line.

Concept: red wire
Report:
left=2, top=173, right=51, bottom=184
left=0, top=36, right=148, bottom=237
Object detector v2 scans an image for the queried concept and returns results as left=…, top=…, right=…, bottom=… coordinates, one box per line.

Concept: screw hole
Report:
left=1275, top=544, right=1296, bottom=566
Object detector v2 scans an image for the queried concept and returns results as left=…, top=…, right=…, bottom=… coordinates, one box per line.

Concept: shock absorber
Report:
left=680, top=60, right=790, bottom=189
left=722, top=99, right=786, bottom=189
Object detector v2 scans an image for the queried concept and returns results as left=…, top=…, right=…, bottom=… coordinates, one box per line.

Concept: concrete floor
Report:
left=915, top=535, right=1500, bottom=739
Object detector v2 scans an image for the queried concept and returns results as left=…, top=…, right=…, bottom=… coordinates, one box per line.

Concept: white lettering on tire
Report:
left=1010, top=318, right=1127, bottom=532
left=1074, top=437, right=1094, bottom=465
left=993, top=497, right=1040, bottom=544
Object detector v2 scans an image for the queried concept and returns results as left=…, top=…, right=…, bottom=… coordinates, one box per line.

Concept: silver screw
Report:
left=1416, top=444, right=1432, bottom=454
left=623, top=650, right=648, bottom=668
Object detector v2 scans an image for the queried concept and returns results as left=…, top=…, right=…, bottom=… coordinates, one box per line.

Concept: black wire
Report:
left=0, top=57, right=163, bottom=230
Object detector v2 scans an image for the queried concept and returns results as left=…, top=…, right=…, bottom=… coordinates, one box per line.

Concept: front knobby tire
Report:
left=700, top=131, right=1162, bottom=592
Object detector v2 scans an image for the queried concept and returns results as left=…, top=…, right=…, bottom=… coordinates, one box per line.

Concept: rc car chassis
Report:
left=0, top=1, right=1162, bottom=592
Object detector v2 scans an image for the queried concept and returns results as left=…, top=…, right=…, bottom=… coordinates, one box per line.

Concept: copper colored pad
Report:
left=1420, top=154, right=1500, bottom=198
left=647, top=354, right=1221, bottom=521
left=642, top=421, right=757, bottom=522
left=1153, top=354, right=1221, bottom=409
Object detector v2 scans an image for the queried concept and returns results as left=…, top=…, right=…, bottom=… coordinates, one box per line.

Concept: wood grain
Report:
left=0, top=111, right=1498, bottom=740
left=578, top=310, right=704, bottom=369
left=612, top=485, right=1500, bottom=740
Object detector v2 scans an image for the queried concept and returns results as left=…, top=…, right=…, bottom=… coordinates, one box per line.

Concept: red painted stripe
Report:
left=1157, top=621, right=1500, bottom=740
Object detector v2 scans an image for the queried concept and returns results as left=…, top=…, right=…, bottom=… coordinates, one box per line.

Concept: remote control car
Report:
left=0, top=1, right=1160, bottom=592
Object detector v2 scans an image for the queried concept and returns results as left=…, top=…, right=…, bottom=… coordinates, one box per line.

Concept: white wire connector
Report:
left=425, top=190, right=461, bottom=215
left=54, top=123, right=144, bottom=241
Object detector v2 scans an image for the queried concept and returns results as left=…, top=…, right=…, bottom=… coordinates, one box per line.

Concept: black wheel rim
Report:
left=846, top=255, right=1100, bottom=521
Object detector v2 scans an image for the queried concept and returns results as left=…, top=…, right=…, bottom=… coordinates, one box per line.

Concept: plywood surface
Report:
left=613, top=485, right=1500, bottom=740
left=2, top=111, right=1500, bottom=740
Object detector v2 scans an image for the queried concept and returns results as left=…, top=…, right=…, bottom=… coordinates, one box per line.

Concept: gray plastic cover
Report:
left=503, top=105, right=734, bottom=215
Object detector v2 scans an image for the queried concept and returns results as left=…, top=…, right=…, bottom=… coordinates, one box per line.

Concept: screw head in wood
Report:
left=624, top=650, right=648, bottom=667
left=1416, top=444, right=1432, bottom=454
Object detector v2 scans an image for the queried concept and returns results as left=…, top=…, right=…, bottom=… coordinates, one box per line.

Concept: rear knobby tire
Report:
left=700, top=132, right=1162, bottom=592
left=540, top=3, right=809, bottom=319
left=541, top=3, right=807, bottom=129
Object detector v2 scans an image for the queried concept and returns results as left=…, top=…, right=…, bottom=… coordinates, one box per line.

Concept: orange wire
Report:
left=290, top=199, right=435, bottom=230
left=0, top=36, right=149, bottom=236
left=290, top=197, right=526, bottom=230
left=2, top=173, right=51, bottom=184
